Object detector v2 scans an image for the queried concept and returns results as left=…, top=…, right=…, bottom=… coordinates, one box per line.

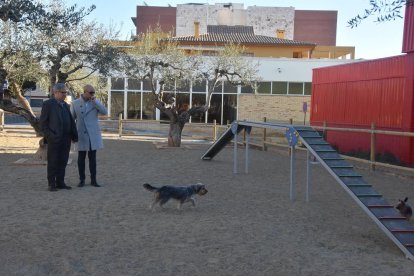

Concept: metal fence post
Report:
left=288, top=118, right=293, bottom=156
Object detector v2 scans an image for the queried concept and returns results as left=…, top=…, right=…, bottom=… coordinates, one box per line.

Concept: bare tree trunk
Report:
left=34, top=137, right=47, bottom=161
left=0, top=81, right=47, bottom=160
left=168, top=122, right=183, bottom=147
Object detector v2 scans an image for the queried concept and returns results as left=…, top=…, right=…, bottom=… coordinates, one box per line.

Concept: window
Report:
left=128, top=79, right=141, bottom=90
left=272, top=82, right=287, bottom=94
left=293, top=52, right=303, bottom=58
left=111, top=78, right=124, bottom=90
left=288, top=82, right=304, bottom=95
left=257, top=82, right=271, bottom=94
left=223, top=81, right=238, bottom=94
left=142, top=93, right=155, bottom=120
left=191, top=93, right=206, bottom=123
left=192, top=80, right=207, bottom=92
left=241, top=85, right=254, bottom=94
left=276, top=29, right=285, bottom=39
left=304, top=82, right=312, bottom=95
left=142, top=79, right=152, bottom=91
left=176, top=80, right=190, bottom=93
left=223, top=94, right=237, bottom=124
left=213, top=81, right=223, bottom=93
left=110, top=91, right=124, bottom=119
left=208, top=94, right=222, bottom=124
left=127, top=92, right=141, bottom=119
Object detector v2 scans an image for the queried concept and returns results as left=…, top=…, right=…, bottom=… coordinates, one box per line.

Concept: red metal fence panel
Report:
left=310, top=55, right=414, bottom=165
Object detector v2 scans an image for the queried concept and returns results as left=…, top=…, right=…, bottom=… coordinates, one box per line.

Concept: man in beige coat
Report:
left=70, top=84, right=107, bottom=187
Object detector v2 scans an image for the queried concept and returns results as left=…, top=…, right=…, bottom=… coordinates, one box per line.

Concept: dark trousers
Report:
left=47, top=138, right=71, bottom=187
left=78, top=150, right=97, bottom=182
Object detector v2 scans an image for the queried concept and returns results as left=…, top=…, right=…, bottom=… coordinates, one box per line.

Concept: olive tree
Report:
left=0, top=0, right=123, bottom=135
left=0, top=0, right=47, bottom=134
left=124, top=32, right=258, bottom=147
left=348, top=0, right=407, bottom=28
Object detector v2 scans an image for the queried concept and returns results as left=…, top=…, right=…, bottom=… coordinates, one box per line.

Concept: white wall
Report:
left=254, top=58, right=356, bottom=82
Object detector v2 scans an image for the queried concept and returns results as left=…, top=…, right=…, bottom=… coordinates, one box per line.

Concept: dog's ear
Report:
left=405, top=197, right=409, bottom=202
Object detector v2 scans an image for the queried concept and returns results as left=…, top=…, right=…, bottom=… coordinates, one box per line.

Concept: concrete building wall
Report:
left=177, top=4, right=219, bottom=36
left=256, top=57, right=355, bottom=82
left=176, top=4, right=294, bottom=39
left=238, top=94, right=309, bottom=123
left=246, top=6, right=294, bottom=39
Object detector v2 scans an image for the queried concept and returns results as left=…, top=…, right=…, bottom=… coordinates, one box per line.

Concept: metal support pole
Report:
left=213, top=119, right=217, bottom=141
left=245, top=126, right=251, bottom=174
left=290, top=145, right=296, bottom=201
left=263, top=117, right=267, bottom=151
left=118, top=113, right=123, bottom=137
left=370, top=122, right=376, bottom=171
left=233, top=131, right=238, bottom=174
left=306, top=149, right=311, bottom=202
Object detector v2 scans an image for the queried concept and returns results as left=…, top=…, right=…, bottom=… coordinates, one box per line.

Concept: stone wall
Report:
left=247, top=6, right=294, bottom=39
left=238, top=94, right=310, bottom=124
left=176, top=4, right=294, bottom=39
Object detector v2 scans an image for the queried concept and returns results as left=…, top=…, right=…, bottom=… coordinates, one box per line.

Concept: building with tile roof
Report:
left=109, top=3, right=357, bottom=124
left=132, top=3, right=355, bottom=59
left=167, top=24, right=317, bottom=58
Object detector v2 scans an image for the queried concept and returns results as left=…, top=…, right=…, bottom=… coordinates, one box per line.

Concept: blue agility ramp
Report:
left=201, top=120, right=414, bottom=260
left=201, top=123, right=247, bottom=160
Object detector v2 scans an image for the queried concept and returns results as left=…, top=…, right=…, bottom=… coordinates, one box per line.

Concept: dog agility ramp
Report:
left=201, top=123, right=246, bottom=160
left=201, top=121, right=414, bottom=260
left=293, top=125, right=414, bottom=260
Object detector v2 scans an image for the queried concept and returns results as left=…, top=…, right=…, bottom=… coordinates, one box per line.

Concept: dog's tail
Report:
left=143, top=183, right=158, bottom=192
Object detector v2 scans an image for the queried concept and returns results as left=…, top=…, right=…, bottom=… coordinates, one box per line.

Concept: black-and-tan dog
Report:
left=143, top=183, right=208, bottom=210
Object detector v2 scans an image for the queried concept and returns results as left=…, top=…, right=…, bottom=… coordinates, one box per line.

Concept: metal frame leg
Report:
left=306, top=149, right=311, bottom=202
left=245, top=126, right=251, bottom=174
left=290, top=145, right=296, bottom=201
left=233, top=132, right=238, bottom=174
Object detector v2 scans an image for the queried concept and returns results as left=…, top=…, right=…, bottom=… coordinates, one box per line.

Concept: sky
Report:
left=64, top=0, right=406, bottom=60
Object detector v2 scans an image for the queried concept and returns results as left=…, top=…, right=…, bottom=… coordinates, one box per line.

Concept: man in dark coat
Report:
left=40, top=83, right=78, bottom=191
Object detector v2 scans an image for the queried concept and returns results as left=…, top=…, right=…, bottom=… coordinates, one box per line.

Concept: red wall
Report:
left=136, top=6, right=176, bottom=35
left=294, top=10, right=337, bottom=46
left=310, top=55, right=414, bottom=165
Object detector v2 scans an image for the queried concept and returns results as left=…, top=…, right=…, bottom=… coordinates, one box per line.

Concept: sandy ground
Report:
left=1, top=129, right=414, bottom=275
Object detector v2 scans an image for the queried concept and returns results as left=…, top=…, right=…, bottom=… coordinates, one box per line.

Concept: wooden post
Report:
left=322, top=121, right=327, bottom=140
left=0, top=109, right=4, bottom=131
left=370, top=122, right=376, bottom=171
left=118, top=113, right=123, bottom=137
left=263, top=117, right=267, bottom=151
left=213, top=119, right=217, bottom=141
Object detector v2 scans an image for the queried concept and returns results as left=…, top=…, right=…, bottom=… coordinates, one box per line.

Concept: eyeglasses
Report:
left=87, top=91, right=95, bottom=95
left=58, top=91, right=68, bottom=94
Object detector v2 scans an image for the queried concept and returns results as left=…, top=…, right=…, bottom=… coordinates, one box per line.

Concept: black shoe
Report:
left=57, top=185, right=72, bottom=190
left=48, top=186, right=58, bottom=192
left=91, top=182, right=101, bottom=187
left=78, top=180, right=85, bottom=187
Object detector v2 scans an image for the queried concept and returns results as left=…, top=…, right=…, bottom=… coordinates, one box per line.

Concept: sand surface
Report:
left=1, top=130, right=414, bottom=275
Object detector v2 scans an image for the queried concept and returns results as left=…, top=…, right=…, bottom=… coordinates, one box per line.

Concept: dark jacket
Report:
left=40, top=98, right=78, bottom=144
